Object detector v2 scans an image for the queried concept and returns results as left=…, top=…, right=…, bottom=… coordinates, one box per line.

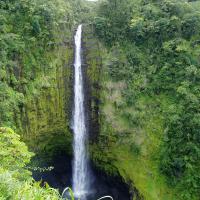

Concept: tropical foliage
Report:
left=0, top=127, right=63, bottom=199
left=94, top=0, right=200, bottom=199
left=1, top=0, right=200, bottom=199
left=0, top=0, right=90, bottom=199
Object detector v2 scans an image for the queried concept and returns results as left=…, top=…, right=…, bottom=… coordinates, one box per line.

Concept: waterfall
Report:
left=72, top=24, right=90, bottom=199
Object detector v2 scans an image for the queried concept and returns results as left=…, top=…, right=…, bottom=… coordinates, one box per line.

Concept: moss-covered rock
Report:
left=0, top=29, right=74, bottom=160
left=82, top=25, right=142, bottom=200
left=82, top=24, right=102, bottom=141
left=20, top=43, right=73, bottom=158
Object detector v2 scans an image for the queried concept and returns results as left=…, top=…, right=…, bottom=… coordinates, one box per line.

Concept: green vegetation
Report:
left=0, top=127, right=62, bottom=199
left=0, top=0, right=92, bottom=198
left=92, top=0, right=200, bottom=199
left=0, top=0, right=71, bottom=126
left=1, top=0, right=200, bottom=199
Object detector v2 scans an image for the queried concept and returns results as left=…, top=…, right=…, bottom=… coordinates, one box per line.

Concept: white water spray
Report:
left=72, top=24, right=90, bottom=199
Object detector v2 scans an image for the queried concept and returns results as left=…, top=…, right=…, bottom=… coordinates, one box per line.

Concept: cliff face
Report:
left=0, top=31, right=74, bottom=159
left=20, top=43, right=73, bottom=158
left=82, top=24, right=102, bottom=141
left=81, top=25, right=141, bottom=200
left=1, top=23, right=100, bottom=159
left=82, top=25, right=180, bottom=199
left=0, top=0, right=84, bottom=160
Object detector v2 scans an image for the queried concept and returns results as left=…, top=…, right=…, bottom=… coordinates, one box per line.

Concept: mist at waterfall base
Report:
left=33, top=25, right=131, bottom=200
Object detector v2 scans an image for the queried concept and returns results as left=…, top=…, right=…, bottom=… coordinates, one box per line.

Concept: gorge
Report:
left=0, top=0, right=200, bottom=200
left=32, top=24, right=132, bottom=200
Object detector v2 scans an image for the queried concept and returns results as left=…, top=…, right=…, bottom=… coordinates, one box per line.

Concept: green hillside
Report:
left=92, top=0, right=200, bottom=199
left=0, top=0, right=199, bottom=199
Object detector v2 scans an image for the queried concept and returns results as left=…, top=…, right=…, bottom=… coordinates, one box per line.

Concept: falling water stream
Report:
left=72, top=24, right=90, bottom=199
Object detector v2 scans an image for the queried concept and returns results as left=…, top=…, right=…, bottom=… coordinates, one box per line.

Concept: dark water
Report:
left=32, top=153, right=131, bottom=200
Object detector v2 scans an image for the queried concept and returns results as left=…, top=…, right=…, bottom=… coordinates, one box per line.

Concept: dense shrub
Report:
left=0, top=127, right=62, bottom=199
